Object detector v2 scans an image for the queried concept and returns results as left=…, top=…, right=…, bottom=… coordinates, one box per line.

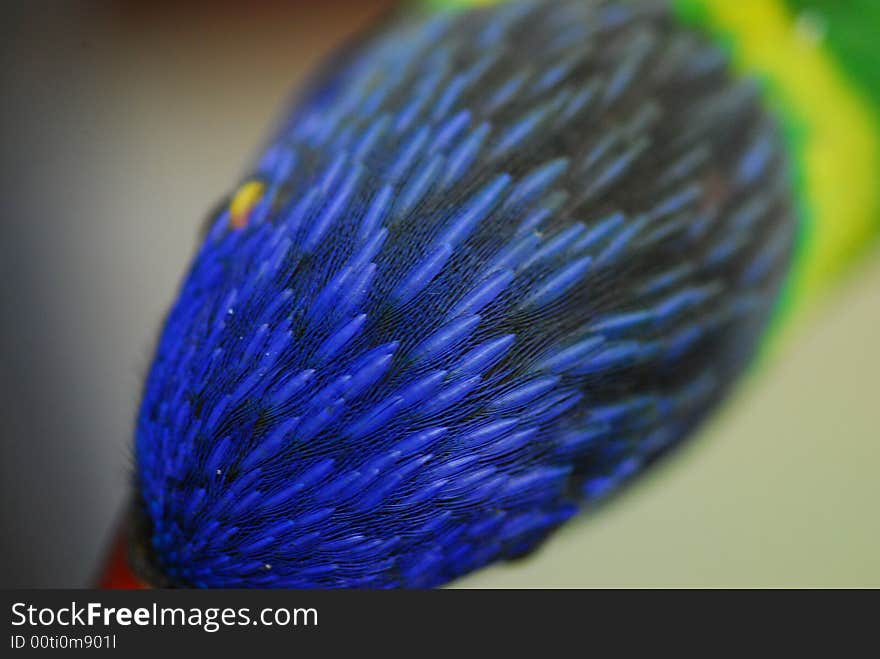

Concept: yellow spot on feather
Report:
left=229, top=181, right=266, bottom=229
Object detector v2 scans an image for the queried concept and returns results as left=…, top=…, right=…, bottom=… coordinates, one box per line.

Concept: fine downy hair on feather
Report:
left=134, top=0, right=796, bottom=587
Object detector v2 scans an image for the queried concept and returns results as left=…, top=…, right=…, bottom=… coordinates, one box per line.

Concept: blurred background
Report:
left=0, top=0, right=877, bottom=588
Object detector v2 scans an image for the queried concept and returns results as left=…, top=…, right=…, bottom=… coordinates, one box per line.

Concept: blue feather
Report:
left=134, top=0, right=796, bottom=588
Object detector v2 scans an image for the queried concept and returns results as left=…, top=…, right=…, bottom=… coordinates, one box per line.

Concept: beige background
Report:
left=1, top=0, right=876, bottom=587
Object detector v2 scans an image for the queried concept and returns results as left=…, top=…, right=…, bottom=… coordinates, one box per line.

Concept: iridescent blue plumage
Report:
left=134, top=0, right=795, bottom=587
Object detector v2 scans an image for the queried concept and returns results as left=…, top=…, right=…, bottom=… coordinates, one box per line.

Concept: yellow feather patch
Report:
left=676, top=0, right=880, bottom=328
left=229, top=181, right=266, bottom=230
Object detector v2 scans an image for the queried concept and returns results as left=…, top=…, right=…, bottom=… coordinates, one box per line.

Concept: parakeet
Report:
left=101, top=0, right=880, bottom=588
